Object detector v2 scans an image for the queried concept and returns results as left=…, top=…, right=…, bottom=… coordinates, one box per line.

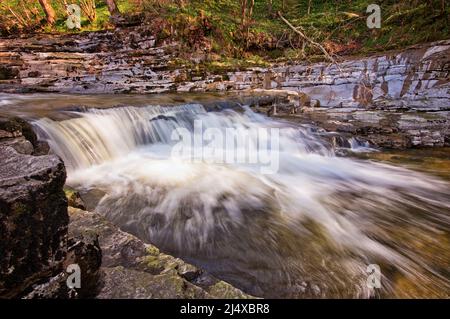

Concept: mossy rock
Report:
left=64, top=187, right=86, bottom=210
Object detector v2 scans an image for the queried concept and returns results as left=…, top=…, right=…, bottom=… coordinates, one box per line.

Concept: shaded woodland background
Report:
left=0, top=1, right=448, bottom=64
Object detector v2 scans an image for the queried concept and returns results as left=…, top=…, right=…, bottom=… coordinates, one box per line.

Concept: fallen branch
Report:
left=278, top=11, right=341, bottom=70
left=326, top=16, right=363, bottom=40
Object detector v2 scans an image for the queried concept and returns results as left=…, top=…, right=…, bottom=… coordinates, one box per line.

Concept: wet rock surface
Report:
left=68, top=207, right=253, bottom=299
left=0, top=127, right=67, bottom=298
left=263, top=107, right=450, bottom=149
left=0, top=28, right=449, bottom=298
left=0, top=118, right=101, bottom=299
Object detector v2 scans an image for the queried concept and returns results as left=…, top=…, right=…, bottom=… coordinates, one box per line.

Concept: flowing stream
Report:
left=4, top=94, right=449, bottom=298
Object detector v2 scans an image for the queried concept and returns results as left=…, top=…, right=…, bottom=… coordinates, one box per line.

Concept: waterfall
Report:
left=34, top=104, right=207, bottom=170
left=34, top=103, right=450, bottom=298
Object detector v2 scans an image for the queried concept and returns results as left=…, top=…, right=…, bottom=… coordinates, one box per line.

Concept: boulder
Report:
left=0, top=117, right=37, bottom=149
left=0, top=118, right=105, bottom=299
left=0, top=146, right=68, bottom=298
left=0, top=117, right=48, bottom=156
left=0, top=137, right=34, bottom=155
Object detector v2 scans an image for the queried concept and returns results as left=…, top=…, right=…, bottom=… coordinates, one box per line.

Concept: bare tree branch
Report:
left=278, top=11, right=341, bottom=69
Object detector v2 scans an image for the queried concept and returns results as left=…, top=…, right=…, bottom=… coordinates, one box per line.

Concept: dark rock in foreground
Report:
left=0, top=145, right=67, bottom=298
left=0, top=116, right=251, bottom=299
left=0, top=118, right=101, bottom=299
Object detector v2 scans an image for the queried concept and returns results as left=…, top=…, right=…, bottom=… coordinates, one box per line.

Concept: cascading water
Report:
left=34, top=103, right=450, bottom=298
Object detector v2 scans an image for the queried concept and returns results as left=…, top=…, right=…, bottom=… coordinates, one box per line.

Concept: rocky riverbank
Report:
left=69, top=207, right=252, bottom=299
left=0, top=26, right=448, bottom=110
left=254, top=99, right=450, bottom=149
left=0, top=26, right=449, bottom=298
left=0, top=117, right=252, bottom=299
left=0, top=117, right=85, bottom=298
left=0, top=26, right=448, bottom=149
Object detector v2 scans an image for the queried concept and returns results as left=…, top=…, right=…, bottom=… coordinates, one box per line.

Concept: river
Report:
left=1, top=93, right=449, bottom=298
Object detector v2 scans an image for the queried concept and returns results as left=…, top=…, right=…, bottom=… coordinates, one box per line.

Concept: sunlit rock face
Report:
left=229, top=41, right=450, bottom=111
left=0, top=26, right=448, bottom=111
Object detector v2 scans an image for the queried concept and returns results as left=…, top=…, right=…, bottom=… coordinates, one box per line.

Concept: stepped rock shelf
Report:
left=0, top=26, right=448, bottom=110
left=0, top=26, right=448, bottom=148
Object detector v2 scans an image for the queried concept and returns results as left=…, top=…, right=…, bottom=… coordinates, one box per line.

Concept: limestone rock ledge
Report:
left=0, top=27, right=448, bottom=112
left=68, top=207, right=253, bottom=299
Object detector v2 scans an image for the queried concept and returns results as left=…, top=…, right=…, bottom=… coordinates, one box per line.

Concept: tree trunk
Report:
left=38, top=0, right=56, bottom=25
left=105, top=0, right=121, bottom=17
left=239, top=0, right=255, bottom=49
left=240, top=0, right=247, bottom=30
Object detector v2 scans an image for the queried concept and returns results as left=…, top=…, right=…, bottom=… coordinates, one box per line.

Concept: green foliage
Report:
left=0, top=0, right=448, bottom=63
